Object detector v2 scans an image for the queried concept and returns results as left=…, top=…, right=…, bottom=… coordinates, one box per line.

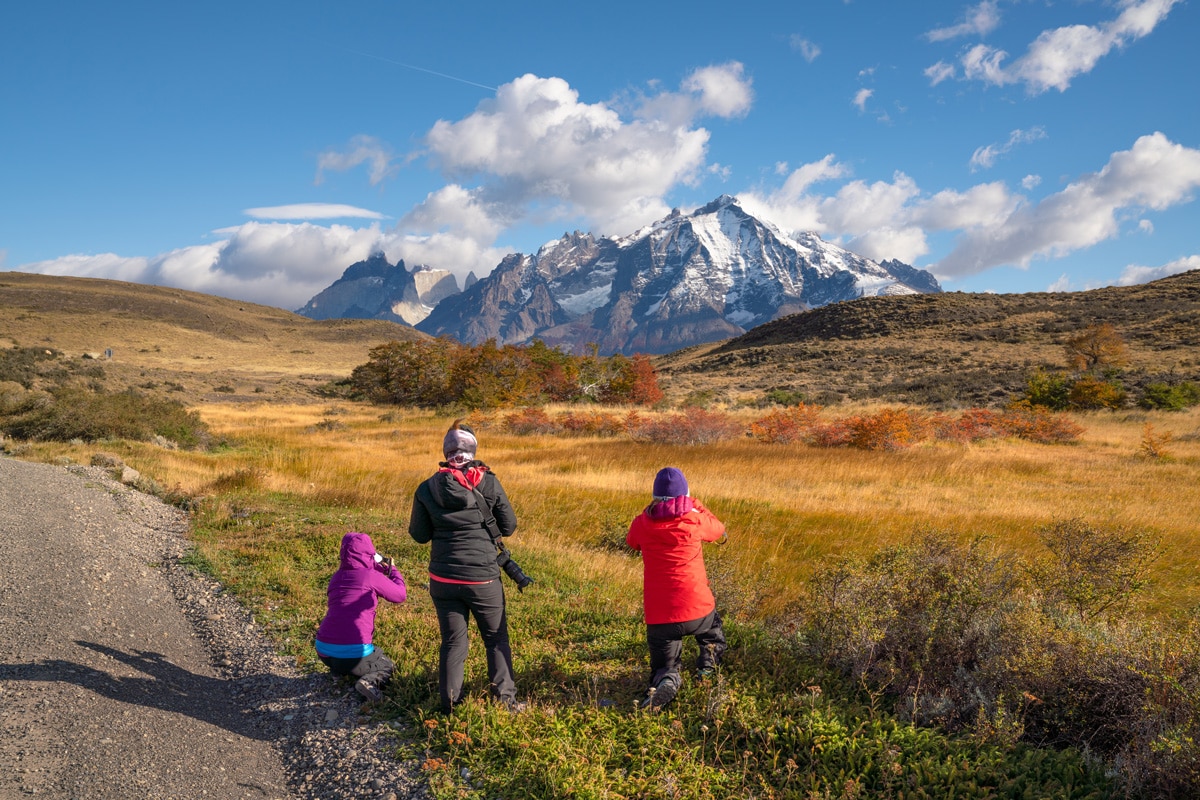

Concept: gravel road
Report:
left=0, top=455, right=426, bottom=800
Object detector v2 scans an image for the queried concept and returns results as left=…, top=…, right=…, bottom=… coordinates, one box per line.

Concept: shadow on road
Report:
left=0, top=640, right=313, bottom=740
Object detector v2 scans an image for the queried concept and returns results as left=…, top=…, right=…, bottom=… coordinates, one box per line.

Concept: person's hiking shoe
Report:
left=501, top=697, right=528, bottom=714
left=696, top=666, right=717, bottom=680
left=355, top=678, right=384, bottom=703
left=639, top=676, right=679, bottom=710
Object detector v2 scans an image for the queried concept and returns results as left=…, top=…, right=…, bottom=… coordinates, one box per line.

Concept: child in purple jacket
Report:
left=315, top=532, right=408, bottom=702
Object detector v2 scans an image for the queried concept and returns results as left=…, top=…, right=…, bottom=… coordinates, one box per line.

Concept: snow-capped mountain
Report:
left=417, top=195, right=941, bottom=354
left=296, top=254, right=459, bottom=326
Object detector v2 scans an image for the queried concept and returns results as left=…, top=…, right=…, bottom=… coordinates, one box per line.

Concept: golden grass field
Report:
left=32, top=400, right=1200, bottom=618
left=6, top=271, right=1200, bottom=615
left=0, top=271, right=424, bottom=402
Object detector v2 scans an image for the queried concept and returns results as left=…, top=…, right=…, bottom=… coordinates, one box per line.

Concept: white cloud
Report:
left=1116, top=255, right=1200, bottom=285
left=1048, top=273, right=1072, bottom=292
left=953, top=0, right=1181, bottom=93
left=740, top=133, right=1200, bottom=280
left=244, top=203, right=387, bottom=220
left=683, top=63, right=754, bottom=118
left=19, top=223, right=389, bottom=310
left=925, top=1, right=1001, bottom=42
left=852, top=88, right=873, bottom=112
left=1021, top=174, right=1042, bottom=190
left=969, top=127, right=1048, bottom=171
left=789, top=35, right=821, bottom=62
left=924, top=60, right=956, bottom=85
left=409, top=66, right=750, bottom=248
left=937, top=132, right=1200, bottom=276
left=315, top=134, right=396, bottom=185
left=847, top=227, right=930, bottom=264
left=1138, top=219, right=1154, bottom=233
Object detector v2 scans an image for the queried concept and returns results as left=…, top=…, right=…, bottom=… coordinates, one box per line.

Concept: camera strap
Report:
left=467, top=483, right=508, bottom=556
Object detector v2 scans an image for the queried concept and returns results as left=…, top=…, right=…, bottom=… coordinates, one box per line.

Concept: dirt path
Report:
left=0, top=456, right=424, bottom=800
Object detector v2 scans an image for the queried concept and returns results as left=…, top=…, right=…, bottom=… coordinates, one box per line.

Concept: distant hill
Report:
left=4, top=269, right=1197, bottom=409
left=655, top=270, right=1200, bottom=407
left=0, top=271, right=426, bottom=403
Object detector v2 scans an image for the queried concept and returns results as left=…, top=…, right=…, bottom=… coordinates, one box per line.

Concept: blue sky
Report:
left=3, top=0, right=1198, bottom=311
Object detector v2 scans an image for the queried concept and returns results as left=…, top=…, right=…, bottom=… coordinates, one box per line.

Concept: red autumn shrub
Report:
left=846, top=407, right=930, bottom=451
left=749, top=403, right=823, bottom=444
left=810, top=419, right=855, bottom=448
left=501, top=407, right=559, bottom=436
left=627, top=409, right=743, bottom=445
left=932, top=408, right=1007, bottom=443
left=556, top=411, right=625, bottom=437
left=999, top=406, right=1084, bottom=444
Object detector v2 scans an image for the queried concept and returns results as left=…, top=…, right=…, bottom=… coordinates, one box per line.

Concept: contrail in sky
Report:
left=346, top=48, right=497, bottom=92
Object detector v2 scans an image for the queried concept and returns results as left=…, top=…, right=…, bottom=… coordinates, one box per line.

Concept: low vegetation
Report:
left=4, top=272, right=1200, bottom=797
left=345, top=338, right=662, bottom=408
left=7, top=401, right=1199, bottom=798
left=494, top=403, right=1085, bottom=449
left=1, top=376, right=208, bottom=448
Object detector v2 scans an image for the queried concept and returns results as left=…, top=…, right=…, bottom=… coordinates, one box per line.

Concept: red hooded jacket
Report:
left=626, top=497, right=726, bottom=625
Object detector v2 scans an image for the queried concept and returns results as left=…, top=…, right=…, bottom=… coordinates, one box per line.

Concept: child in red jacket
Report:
left=626, top=467, right=727, bottom=710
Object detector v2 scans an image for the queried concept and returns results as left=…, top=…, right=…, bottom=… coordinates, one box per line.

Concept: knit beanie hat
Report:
left=652, top=467, right=688, bottom=500
left=443, top=423, right=478, bottom=468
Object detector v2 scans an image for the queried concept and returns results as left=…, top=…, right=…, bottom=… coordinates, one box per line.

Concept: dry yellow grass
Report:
left=0, top=271, right=424, bottom=402
left=33, top=401, right=1200, bottom=617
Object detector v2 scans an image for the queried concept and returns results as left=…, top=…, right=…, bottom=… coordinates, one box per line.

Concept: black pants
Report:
left=646, top=609, right=726, bottom=689
left=429, top=579, right=515, bottom=712
left=318, top=649, right=395, bottom=688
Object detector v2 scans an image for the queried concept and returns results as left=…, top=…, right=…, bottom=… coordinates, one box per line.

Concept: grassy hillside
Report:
left=0, top=271, right=426, bottom=402
left=5, top=268, right=1199, bottom=409
left=4, top=271, right=1199, bottom=797
left=656, top=270, right=1200, bottom=407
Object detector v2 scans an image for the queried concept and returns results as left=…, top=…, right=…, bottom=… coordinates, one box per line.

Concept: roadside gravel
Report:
left=0, top=455, right=427, bottom=800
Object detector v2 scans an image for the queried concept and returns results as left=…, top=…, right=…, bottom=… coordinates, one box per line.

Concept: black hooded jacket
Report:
left=408, top=462, right=518, bottom=582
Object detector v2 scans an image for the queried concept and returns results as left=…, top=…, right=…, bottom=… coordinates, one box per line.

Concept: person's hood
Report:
left=431, top=463, right=489, bottom=510
left=338, top=531, right=377, bottom=570
left=646, top=495, right=696, bottom=520
left=430, top=471, right=475, bottom=511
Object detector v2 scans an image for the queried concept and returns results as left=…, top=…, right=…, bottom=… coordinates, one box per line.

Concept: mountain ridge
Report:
left=414, top=195, right=941, bottom=354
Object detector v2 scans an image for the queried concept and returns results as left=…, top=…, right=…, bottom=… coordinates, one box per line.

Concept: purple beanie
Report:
left=652, top=467, right=688, bottom=499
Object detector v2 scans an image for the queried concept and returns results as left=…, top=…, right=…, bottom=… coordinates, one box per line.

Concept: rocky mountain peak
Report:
left=415, top=196, right=942, bottom=354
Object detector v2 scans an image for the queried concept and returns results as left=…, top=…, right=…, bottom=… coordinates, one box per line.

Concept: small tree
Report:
left=1064, top=323, right=1128, bottom=373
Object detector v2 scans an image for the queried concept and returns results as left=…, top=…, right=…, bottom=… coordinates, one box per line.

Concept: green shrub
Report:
left=1140, top=381, right=1200, bottom=411
left=1023, top=369, right=1072, bottom=410
left=800, top=524, right=1199, bottom=798
left=0, top=386, right=208, bottom=447
left=0, top=346, right=65, bottom=388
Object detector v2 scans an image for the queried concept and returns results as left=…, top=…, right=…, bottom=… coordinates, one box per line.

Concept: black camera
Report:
left=496, top=549, right=534, bottom=592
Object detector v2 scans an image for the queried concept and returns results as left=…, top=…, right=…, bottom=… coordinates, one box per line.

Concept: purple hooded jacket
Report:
left=315, top=532, right=407, bottom=654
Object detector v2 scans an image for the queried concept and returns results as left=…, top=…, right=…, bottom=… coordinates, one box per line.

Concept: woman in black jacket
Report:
left=409, top=420, right=522, bottom=713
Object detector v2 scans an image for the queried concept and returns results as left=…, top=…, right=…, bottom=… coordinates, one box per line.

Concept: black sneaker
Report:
left=640, top=676, right=679, bottom=710
left=355, top=678, right=383, bottom=703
